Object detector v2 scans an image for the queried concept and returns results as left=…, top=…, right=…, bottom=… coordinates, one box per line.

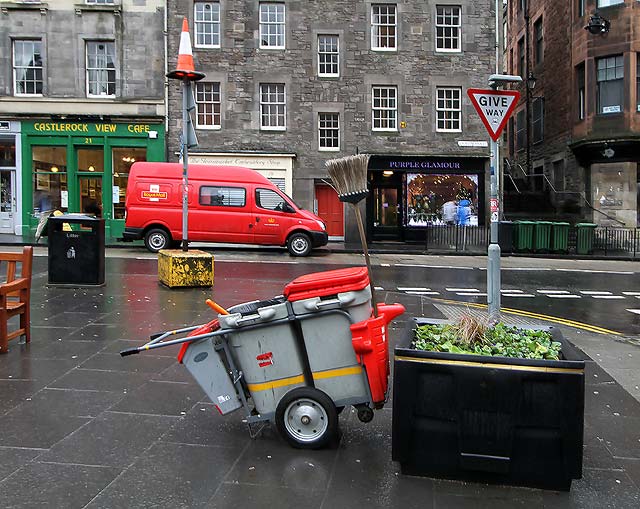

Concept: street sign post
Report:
left=467, top=86, right=520, bottom=321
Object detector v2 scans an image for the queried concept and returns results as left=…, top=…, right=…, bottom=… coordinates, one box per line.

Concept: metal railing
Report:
left=403, top=224, right=640, bottom=259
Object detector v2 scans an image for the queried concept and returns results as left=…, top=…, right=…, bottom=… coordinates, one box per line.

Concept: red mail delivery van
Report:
left=122, top=162, right=328, bottom=256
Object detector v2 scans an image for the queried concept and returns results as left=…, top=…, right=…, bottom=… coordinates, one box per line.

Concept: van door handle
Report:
left=255, top=217, right=260, bottom=222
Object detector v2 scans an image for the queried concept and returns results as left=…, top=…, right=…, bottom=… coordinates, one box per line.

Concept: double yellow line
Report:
left=432, top=298, right=621, bottom=336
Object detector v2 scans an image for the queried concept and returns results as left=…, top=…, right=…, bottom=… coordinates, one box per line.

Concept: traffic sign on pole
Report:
left=467, top=88, right=520, bottom=141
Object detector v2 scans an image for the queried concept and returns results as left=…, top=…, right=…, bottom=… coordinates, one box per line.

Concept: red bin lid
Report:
left=284, top=267, right=370, bottom=301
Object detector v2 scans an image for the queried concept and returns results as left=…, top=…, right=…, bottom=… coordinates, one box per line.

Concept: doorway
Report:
left=371, top=185, right=402, bottom=240
left=315, top=184, right=344, bottom=238
left=0, top=170, right=15, bottom=234
left=77, top=148, right=104, bottom=216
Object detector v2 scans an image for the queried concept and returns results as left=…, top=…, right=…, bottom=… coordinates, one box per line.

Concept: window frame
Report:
left=435, top=86, right=462, bottom=133
left=199, top=185, right=246, bottom=207
left=532, top=96, right=544, bottom=144
left=195, top=82, right=222, bottom=130
left=515, top=109, right=525, bottom=152
left=85, top=0, right=115, bottom=4
left=317, top=34, right=339, bottom=77
left=576, top=63, right=585, bottom=120
left=435, top=5, right=462, bottom=53
left=259, top=2, right=286, bottom=49
left=13, top=39, right=43, bottom=97
left=318, top=112, right=340, bottom=151
left=534, top=17, right=543, bottom=66
left=85, top=40, right=116, bottom=98
left=370, top=4, right=397, bottom=51
left=371, top=85, right=398, bottom=132
left=194, top=2, right=221, bottom=49
left=259, top=83, right=286, bottom=131
left=596, top=54, right=624, bottom=115
left=596, top=0, right=624, bottom=8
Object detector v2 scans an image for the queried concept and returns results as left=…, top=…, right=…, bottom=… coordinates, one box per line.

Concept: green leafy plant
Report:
left=413, top=315, right=562, bottom=360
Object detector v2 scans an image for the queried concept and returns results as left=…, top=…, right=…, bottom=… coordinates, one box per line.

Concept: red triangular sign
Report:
left=467, top=88, right=520, bottom=142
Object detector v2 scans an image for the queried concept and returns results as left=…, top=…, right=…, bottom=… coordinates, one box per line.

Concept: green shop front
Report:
left=21, top=120, right=165, bottom=239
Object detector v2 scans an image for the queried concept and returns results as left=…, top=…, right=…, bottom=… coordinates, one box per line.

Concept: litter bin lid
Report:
left=48, top=213, right=103, bottom=222
left=284, top=267, right=370, bottom=301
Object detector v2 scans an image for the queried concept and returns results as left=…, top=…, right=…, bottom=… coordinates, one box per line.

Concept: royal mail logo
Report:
left=142, top=191, right=168, bottom=200
left=267, top=218, right=276, bottom=224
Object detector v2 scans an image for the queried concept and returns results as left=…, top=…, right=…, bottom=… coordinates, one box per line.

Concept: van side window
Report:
left=200, top=186, right=246, bottom=207
left=256, top=188, right=287, bottom=211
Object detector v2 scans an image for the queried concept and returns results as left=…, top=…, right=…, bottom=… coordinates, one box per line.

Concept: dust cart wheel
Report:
left=144, top=228, right=170, bottom=252
left=275, top=387, right=338, bottom=449
left=287, top=232, right=312, bottom=257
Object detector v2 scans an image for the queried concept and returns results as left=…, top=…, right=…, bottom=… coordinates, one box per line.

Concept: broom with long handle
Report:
left=326, top=154, right=378, bottom=317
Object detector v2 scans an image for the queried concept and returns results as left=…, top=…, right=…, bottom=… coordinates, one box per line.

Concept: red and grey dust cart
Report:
left=121, top=267, right=404, bottom=448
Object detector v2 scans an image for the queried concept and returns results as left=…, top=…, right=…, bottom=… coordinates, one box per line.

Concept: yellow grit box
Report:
left=157, top=249, right=214, bottom=288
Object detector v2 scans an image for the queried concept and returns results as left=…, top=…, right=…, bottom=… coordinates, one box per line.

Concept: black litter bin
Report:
left=48, top=214, right=105, bottom=286
left=498, top=221, right=514, bottom=254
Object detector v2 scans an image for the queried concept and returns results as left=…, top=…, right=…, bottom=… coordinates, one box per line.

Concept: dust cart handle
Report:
left=120, top=348, right=141, bottom=357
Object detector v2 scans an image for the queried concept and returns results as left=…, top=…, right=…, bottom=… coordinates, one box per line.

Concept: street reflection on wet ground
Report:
left=0, top=256, right=639, bottom=508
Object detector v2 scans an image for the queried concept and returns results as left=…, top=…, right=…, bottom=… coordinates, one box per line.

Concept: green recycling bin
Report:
left=576, top=223, right=597, bottom=255
left=533, top=221, right=553, bottom=253
left=551, top=222, right=570, bottom=253
left=515, top=221, right=535, bottom=252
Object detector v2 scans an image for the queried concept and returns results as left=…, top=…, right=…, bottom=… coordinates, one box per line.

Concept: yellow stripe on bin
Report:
left=246, top=365, right=364, bottom=393
left=394, top=355, right=584, bottom=374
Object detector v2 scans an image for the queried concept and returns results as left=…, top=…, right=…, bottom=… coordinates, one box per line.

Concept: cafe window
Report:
left=32, top=146, right=68, bottom=214
left=112, top=148, right=145, bottom=219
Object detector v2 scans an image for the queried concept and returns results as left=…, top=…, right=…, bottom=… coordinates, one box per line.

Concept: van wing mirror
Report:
left=283, top=202, right=296, bottom=213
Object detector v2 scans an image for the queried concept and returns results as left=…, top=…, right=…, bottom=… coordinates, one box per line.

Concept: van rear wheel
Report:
left=287, top=232, right=312, bottom=257
left=145, top=228, right=171, bottom=252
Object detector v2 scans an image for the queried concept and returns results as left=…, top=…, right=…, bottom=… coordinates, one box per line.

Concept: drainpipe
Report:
left=163, top=0, right=169, bottom=161
left=525, top=1, right=531, bottom=182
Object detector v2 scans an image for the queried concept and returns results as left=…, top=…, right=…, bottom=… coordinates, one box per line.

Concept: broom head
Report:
left=325, top=154, right=370, bottom=204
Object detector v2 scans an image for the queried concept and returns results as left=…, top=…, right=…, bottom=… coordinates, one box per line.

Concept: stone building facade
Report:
left=0, top=0, right=166, bottom=238
left=505, top=0, right=640, bottom=227
left=167, top=0, right=497, bottom=243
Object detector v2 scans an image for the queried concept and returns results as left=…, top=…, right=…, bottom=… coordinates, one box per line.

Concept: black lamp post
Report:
left=584, top=12, right=611, bottom=35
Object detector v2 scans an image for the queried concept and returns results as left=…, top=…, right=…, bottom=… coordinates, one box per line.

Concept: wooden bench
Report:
left=0, top=246, right=33, bottom=353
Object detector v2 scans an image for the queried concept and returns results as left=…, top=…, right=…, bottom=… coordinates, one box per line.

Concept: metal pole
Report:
left=488, top=135, right=501, bottom=322
left=181, top=79, right=189, bottom=251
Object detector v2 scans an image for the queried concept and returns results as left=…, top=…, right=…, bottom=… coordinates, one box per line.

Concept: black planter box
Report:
left=392, top=318, right=585, bottom=491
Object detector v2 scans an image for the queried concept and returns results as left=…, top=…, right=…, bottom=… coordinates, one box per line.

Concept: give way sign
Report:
left=467, top=88, right=520, bottom=142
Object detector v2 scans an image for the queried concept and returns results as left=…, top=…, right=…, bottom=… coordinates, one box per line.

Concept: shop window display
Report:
left=406, top=173, right=479, bottom=226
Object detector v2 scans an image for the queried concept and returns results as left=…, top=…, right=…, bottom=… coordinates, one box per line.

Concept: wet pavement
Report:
left=1, top=254, right=640, bottom=508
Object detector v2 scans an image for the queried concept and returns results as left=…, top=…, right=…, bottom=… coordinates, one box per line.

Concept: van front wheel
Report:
left=145, top=228, right=171, bottom=252
left=287, top=232, right=312, bottom=257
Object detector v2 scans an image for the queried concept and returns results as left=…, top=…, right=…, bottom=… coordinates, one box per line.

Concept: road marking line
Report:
left=374, top=286, right=384, bottom=291
left=591, top=295, right=625, bottom=300
left=457, top=292, right=487, bottom=296
left=396, top=263, right=473, bottom=270
left=446, top=288, right=479, bottom=292
left=627, top=309, right=640, bottom=315
left=397, top=287, right=430, bottom=291
left=579, top=291, right=612, bottom=295
left=557, top=269, right=634, bottom=275
left=431, top=298, right=621, bottom=335
left=380, top=263, right=391, bottom=267
left=501, top=294, right=536, bottom=297
left=502, top=267, right=552, bottom=271
left=405, top=291, right=440, bottom=295
left=501, top=289, right=524, bottom=293
left=547, top=295, right=581, bottom=299
left=623, top=292, right=640, bottom=296
left=537, top=290, right=570, bottom=294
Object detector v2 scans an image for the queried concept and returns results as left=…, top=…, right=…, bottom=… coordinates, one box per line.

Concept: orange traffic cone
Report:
left=167, top=17, right=205, bottom=81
